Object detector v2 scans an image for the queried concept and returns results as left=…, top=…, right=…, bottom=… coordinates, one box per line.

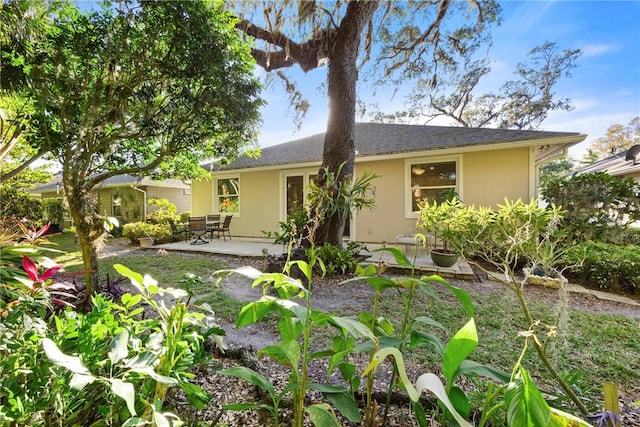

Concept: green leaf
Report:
left=110, top=378, right=137, bottom=417
left=372, top=246, right=412, bottom=267
left=448, top=385, right=471, bottom=418
left=113, top=264, right=144, bottom=294
left=413, top=316, right=447, bottom=331
left=443, top=318, right=478, bottom=386
left=363, top=276, right=400, bottom=292
left=224, top=403, right=273, bottom=411
left=306, top=403, right=342, bottom=427
left=415, top=373, right=473, bottom=427
left=422, top=275, right=474, bottom=317
left=412, top=401, right=428, bottom=427
left=458, top=360, right=510, bottom=383
left=69, top=373, right=96, bottom=390
left=259, top=340, right=300, bottom=367
left=323, top=390, right=361, bottom=423
left=108, top=330, right=130, bottom=365
left=548, top=407, right=591, bottom=426
left=42, top=338, right=91, bottom=375
left=329, top=316, right=378, bottom=342
left=410, top=331, right=445, bottom=356
left=218, top=367, right=275, bottom=397
left=179, top=382, right=211, bottom=409
left=505, top=367, right=550, bottom=427
left=236, top=300, right=278, bottom=328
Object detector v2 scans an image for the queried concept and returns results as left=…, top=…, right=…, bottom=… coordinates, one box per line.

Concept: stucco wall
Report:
left=192, top=147, right=534, bottom=243
left=462, top=147, right=531, bottom=207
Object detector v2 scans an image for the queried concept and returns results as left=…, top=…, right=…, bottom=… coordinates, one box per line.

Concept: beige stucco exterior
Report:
left=192, top=145, right=538, bottom=243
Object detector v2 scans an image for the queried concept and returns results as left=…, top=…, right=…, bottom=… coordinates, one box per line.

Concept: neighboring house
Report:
left=30, top=174, right=191, bottom=228
left=192, top=123, right=586, bottom=243
left=571, top=145, right=640, bottom=181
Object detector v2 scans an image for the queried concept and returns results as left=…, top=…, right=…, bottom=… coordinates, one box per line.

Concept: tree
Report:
left=539, top=158, right=575, bottom=190
left=0, top=0, right=57, bottom=185
left=25, top=1, right=262, bottom=297
left=230, top=1, right=501, bottom=245
left=582, top=116, right=640, bottom=163
left=371, top=41, right=581, bottom=130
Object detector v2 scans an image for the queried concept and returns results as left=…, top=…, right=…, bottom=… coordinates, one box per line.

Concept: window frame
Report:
left=404, top=155, right=461, bottom=218
left=214, top=175, right=241, bottom=216
left=112, top=192, right=122, bottom=217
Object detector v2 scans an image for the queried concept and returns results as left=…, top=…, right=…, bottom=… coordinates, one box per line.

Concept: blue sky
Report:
left=256, top=1, right=640, bottom=160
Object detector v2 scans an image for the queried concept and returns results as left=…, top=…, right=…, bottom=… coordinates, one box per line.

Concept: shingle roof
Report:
left=572, top=146, right=640, bottom=177
left=210, top=122, right=583, bottom=171
left=30, top=173, right=188, bottom=193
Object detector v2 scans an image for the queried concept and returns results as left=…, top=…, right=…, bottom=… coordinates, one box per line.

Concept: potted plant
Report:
left=418, top=196, right=463, bottom=268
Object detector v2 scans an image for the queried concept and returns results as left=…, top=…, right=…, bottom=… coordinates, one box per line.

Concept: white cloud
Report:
left=580, top=43, right=618, bottom=57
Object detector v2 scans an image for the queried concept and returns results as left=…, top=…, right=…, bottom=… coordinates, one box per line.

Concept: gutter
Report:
left=130, top=185, right=147, bottom=220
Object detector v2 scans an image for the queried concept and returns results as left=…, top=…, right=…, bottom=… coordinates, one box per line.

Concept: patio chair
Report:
left=206, top=214, right=221, bottom=239
left=188, top=216, right=209, bottom=245
left=210, top=214, right=232, bottom=241
left=168, top=218, right=189, bottom=242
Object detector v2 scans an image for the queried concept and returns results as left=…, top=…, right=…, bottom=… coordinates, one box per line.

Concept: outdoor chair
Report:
left=168, top=218, right=189, bottom=242
left=210, top=214, right=232, bottom=241
left=206, top=214, right=221, bottom=238
left=188, top=216, right=209, bottom=245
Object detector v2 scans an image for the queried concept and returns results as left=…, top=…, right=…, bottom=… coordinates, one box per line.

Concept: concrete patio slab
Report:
left=154, top=237, right=475, bottom=280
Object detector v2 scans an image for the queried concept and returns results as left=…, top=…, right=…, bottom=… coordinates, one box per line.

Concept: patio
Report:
left=154, top=237, right=474, bottom=279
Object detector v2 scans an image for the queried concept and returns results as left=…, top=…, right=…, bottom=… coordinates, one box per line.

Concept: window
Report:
left=216, top=177, right=239, bottom=213
left=409, top=160, right=457, bottom=213
left=112, top=193, right=122, bottom=216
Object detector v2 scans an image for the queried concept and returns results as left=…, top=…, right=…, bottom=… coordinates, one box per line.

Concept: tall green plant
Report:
left=419, top=198, right=590, bottom=416
left=214, top=256, right=372, bottom=427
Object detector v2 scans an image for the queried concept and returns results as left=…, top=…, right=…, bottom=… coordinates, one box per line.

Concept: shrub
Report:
left=179, top=211, right=191, bottom=224
left=311, top=242, right=361, bottom=275
left=122, top=222, right=172, bottom=244
left=146, top=198, right=178, bottom=225
left=564, top=241, right=640, bottom=292
left=542, top=172, right=640, bottom=243
left=0, top=186, right=43, bottom=223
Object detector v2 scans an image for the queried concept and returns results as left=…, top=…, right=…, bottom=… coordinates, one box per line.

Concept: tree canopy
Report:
left=370, top=41, right=581, bottom=130
left=230, top=0, right=501, bottom=244
left=16, top=0, right=263, bottom=296
left=582, top=116, right=640, bottom=163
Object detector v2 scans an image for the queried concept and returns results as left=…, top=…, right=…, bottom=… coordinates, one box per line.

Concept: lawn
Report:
left=48, top=232, right=640, bottom=416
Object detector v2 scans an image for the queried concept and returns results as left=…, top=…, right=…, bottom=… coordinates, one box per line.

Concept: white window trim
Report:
left=214, top=175, right=241, bottom=217
left=404, top=155, right=463, bottom=219
left=279, top=170, right=316, bottom=221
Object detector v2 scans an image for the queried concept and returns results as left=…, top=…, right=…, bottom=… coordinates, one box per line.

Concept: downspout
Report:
left=130, top=185, right=147, bottom=221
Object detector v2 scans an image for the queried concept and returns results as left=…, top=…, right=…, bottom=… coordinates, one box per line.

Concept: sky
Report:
left=255, top=1, right=640, bottom=160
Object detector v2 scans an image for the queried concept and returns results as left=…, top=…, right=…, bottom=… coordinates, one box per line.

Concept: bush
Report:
left=179, top=211, right=191, bottom=224
left=146, top=198, right=178, bottom=225
left=310, top=242, right=366, bottom=275
left=542, top=172, right=640, bottom=243
left=122, top=222, right=172, bottom=244
left=0, top=186, right=43, bottom=223
left=564, top=241, right=640, bottom=292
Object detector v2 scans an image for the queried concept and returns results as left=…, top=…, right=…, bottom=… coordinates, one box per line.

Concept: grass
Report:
left=48, top=232, right=640, bottom=416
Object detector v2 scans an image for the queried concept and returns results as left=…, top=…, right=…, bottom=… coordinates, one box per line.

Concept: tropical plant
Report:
left=215, top=257, right=373, bottom=427
left=304, top=165, right=379, bottom=247
left=419, top=197, right=465, bottom=254
left=426, top=198, right=590, bottom=416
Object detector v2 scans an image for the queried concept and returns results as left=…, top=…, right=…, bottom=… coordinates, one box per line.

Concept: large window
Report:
left=409, top=160, right=457, bottom=212
left=216, top=177, right=239, bottom=213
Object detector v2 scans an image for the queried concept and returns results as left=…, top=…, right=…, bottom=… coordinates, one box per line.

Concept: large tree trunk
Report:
left=316, top=1, right=378, bottom=247
left=64, top=176, right=104, bottom=303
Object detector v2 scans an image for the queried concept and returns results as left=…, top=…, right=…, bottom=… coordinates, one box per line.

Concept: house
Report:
left=191, top=123, right=586, bottom=243
left=30, top=173, right=191, bottom=228
left=571, top=145, right=640, bottom=181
